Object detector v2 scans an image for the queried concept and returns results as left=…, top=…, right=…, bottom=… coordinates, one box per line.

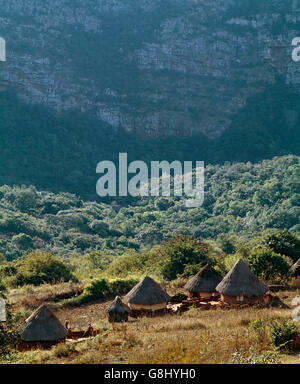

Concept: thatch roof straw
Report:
left=19, top=304, right=68, bottom=342
left=216, top=259, right=268, bottom=297
left=184, top=264, right=223, bottom=293
left=124, top=276, right=171, bottom=305
left=107, top=296, right=130, bottom=314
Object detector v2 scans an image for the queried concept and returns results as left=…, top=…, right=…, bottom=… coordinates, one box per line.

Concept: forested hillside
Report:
left=0, top=155, right=298, bottom=261
left=0, top=86, right=299, bottom=199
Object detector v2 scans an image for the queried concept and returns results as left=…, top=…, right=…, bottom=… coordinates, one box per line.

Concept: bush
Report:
left=79, top=278, right=110, bottom=304
left=247, top=249, right=290, bottom=281
left=159, top=236, right=210, bottom=280
left=249, top=319, right=266, bottom=341
left=85, top=250, right=113, bottom=271
left=0, top=264, right=17, bottom=280
left=14, top=187, right=38, bottom=212
left=268, top=319, right=298, bottom=350
left=262, top=230, right=300, bottom=263
left=109, top=278, right=139, bottom=296
left=71, top=278, right=138, bottom=306
left=72, top=235, right=98, bottom=251
left=89, top=220, right=109, bottom=237
left=12, top=233, right=33, bottom=250
left=0, top=309, right=18, bottom=359
left=155, top=198, right=174, bottom=211
left=6, top=251, right=75, bottom=287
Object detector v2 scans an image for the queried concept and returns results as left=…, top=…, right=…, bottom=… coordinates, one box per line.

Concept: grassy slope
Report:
left=7, top=282, right=300, bottom=364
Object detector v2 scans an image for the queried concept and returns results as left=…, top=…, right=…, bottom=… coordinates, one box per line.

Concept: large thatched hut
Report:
left=216, top=259, right=268, bottom=305
left=184, top=264, right=223, bottom=301
left=290, top=259, right=300, bottom=278
left=18, top=304, right=68, bottom=350
left=124, top=276, right=170, bottom=317
left=107, top=296, right=130, bottom=323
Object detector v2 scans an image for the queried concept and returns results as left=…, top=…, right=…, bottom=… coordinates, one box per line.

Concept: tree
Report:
left=216, top=234, right=237, bottom=254
left=12, top=233, right=33, bottom=250
left=89, top=220, right=109, bottom=237
left=13, top=251, right=75, bottom=286
left=14, top=187, right=38, bottom=212
left=262, top=230, right=300, bottom=263
left=158, top=236, right=210, bottom=280
left=247, top=249, right=290, bottom=281
left=85, top=250, right=113, bottom=270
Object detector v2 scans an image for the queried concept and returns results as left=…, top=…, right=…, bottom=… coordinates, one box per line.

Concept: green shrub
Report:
left=109, top=278, right=139, bottom=296
left=262, top=230, right=300, bottom=263
left=0, top=264, right=17, bottom=280
left=249, top=319, right=266, bottom=341
left=14, top=187, right=38, bottom=212
left=159, top=236, right=210, bottom=280
left=12, top=233, right=33, bottom=250
left=247, top=249, right=290, bottom=281
left=268, top=319, right=298, bottom=350
left=6, top=251, right=75, bottom=287
left=85, top=250, right=113, bottom=271
left=79, top=278, right=110, bottom=304
left=0, top=309, right=18, bottom=359
left=70, top=278, right=138, bottom=306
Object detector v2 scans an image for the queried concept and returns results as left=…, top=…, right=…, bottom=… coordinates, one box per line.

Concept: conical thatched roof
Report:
left=124, top=276, right=171, bottom=305
left=216, top=259, right=268, bottom=297
left=290, top=258, right=300, bottom=277
left=184, top=264, right=223, bottom=293
left=20, top=304, right=68, bottom=342
left=107, top=296, right=130, bottom=314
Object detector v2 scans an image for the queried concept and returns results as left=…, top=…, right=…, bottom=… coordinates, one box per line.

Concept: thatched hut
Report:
left=290, top=259, right=300, bottom=278
left=107, top=296, right=130, bottom=322
left=216, top=259, right=268, bottom=305
left=124, top=276, right=170, bottom=317
left=18, top=304, right=68, bottom=350
left=184, top=264, right=222, bottom=301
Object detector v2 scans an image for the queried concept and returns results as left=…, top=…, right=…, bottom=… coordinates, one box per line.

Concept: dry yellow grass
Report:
left=9, top=281, right=83, bottom=311
left=9, top=288, right=299, bottom=364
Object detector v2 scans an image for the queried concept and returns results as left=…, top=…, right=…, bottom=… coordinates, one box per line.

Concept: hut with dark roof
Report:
left=124, top=276, right=171, bottom=317
left=18, top=304, right=68, bottom=350
left=184, top=264, right=223, bottom=301
left=216, top=259, right=268, bottom=305
left=290, top=259, right=300, bottom=278
left=107, top=296, right=130, bottom=322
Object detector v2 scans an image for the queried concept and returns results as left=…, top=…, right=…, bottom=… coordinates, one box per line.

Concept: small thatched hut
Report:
left=290, top=259, right=300, bottom=278
left=18, top=304, right=68, bottom=350
left=216, top=259, right=268, bottom=305
left=107, top=296, right=130, bottom=322
left=124, top=276, right=170, bottom=317
left=184, top=264, right=223, bottom=301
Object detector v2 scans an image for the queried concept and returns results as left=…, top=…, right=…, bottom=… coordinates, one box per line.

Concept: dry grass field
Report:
left=5, top=283, right=300, bottom=364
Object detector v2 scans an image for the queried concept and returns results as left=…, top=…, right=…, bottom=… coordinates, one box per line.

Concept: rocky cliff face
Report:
left=0, top=0, right=299, bottom=138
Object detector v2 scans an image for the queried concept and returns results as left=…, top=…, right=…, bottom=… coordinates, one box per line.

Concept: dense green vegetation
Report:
left=0, top=251, right=76, bottom=288
left=70, top=277, right=139, bottom=306
left=0, top=155, right=298, bottom=264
